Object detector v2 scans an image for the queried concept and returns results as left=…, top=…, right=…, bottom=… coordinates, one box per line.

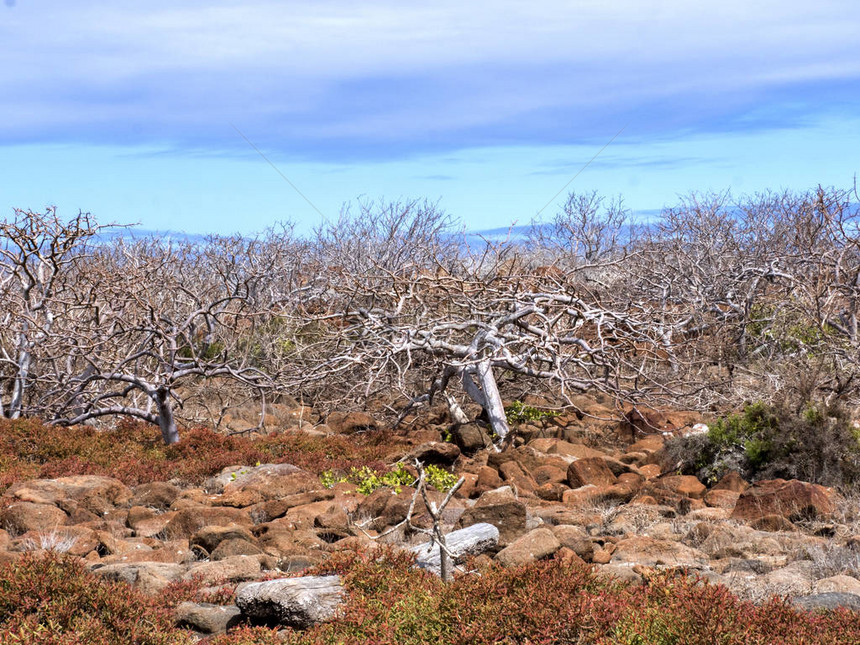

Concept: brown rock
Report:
left=616, top=472, right=644, bottom=491
left=287, top=500, right=348, bottom=531
left=535, top=482, right=569, bottom=502
left=495, top=528, right=561, bottom=567
left=639, top=464, right=662, bottom=479
left=633, top=482, right=706, bottom=513
left=550, top=524, right=594, bottom=561
left=162, top=507, right=253, bottom=540
left=712, top=471, right=749, bottom=493
left=64, top=503, right=100, bottom=525
left=1, top=502, right=67, bottom=534
left=175, top=602, right=242, bottom=635
left=555, top=546, right=587, bottom=566
left=13, top=525, right=99, bottom=557
left=127, top=505, right=157, bottom=528
left=450, top=423, right=492, bottom=455
left=703, top=489, right=740, bottom=510
left=529, top=438, right=605, bottom=459
left=98, top=541, right=194, bottom=565
left=620, top=452, right=649, bottom=467
left=326, top=411, right=377, bottom=434
left=356, top=488, right=396, bottom=522
left=184, top=555, right=263, bottom=585
left=610, top=536, right=708, bottom=569
left=91, top=562, right=185, bottom=594
left=655, top=475, right=706, bottom=499
left=567, top=458, right=617, bottom=488
left=761, top=561, right=816, bottom=597
left=206, top=464, right=317, bottom=502
left=314, top=505, right=350, bottom=532
left=171, top=489, right=211, bottom=509
left=130, top=511, right=176, bottom=538
left=592, top=548, right=612, bottom=564
left=628, top=435, right=665, bottom=455
left=0, top=551, right=20, bottom=566
left=749, top=514, right=796, bottom=532
left=410, top=441, right=461, bottom=466
left=498, top=461, right=537, bottom=495
left=532, top=464, right=568, bottom=486
left=453, top=472, right=480, bottom=499
left=475, top=466, right=503, bottom=491
left=211, top=538, right=265, bottom=560
left=563, top=480, right=637, bottom=508
left=6, top=476, right=132, bottom=516
left=191, top=524, right=258, bottom=554
left=814, top=575, right=860, bottom=595
left=731, top=479, right=837, bottom=522
left=216, top=489, right=265, bottom=508
left=595, top=564, right=644, bottom=585
left=457, top=488, right=527, bottom=545
left=247, top=489, right=336, bottom=523
left=255, top=529, right=328, bottom=562
left=221, top=467, right=321, bottom=503
left=602, top=458, right=643, bottom=478
left=130, top=482, right=181, bottom=510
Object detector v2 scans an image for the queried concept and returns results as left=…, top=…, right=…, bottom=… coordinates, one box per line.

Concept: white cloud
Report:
left=1, top=0, right=858, bottom=158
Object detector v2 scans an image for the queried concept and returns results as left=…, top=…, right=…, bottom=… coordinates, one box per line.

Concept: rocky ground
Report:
left=1, top=395, right=859, bottom=637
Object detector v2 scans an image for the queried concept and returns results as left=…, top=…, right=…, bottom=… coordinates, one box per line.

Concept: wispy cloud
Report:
left=0, top=1, right=858, bottom=162
left=530, top=154, right=725, bottom=176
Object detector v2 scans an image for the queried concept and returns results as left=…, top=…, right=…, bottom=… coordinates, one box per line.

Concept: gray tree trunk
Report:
left=9, top=330, right=31, bottom=419
left=155, top=387, right=180, bottom=444
left=475, top=359, right=511, bottom=441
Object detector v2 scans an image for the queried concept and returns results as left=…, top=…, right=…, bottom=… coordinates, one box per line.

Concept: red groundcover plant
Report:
left=207, top=550, right=860, bottom=645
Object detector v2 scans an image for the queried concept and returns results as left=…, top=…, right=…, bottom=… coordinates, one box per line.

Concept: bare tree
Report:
left=0, top=208, right=115, bottom=419
left=529, top=191, right=629, bottom=266
left=40, top=235, right=281, bottom=444
left=299, top=238, right=676, bottom=443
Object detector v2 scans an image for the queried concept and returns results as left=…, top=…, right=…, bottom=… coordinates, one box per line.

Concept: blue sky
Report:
left=1, top=1, right=858, bottom=236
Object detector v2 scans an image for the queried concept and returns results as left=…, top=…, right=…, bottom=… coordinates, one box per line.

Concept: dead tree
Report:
left=300, top=241, right=677, bottom=444
left=528, top=190, right=630, bottom=266
left=0, top=208, right=116, bottom=419
left=40, top=235, right=281, bottom=444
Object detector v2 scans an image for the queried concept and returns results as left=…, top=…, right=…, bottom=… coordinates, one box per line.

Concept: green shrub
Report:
left=423, top=463, right=459, bottom=491
left=504, top=400, right=559, bottom=425
left=664, top=402, right=860, bottom=490
left=320, top=463, right=458, bottom=495
left=320, top=463, right=415, bottom=494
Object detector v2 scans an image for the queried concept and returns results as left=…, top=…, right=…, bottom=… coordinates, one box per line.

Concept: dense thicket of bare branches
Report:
left=2, top=185, right=859, bottom=443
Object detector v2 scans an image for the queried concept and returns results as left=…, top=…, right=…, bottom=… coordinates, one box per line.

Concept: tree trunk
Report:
left=439, top=538, right=452, bottom=582
left=475, top=360, right=511, bottom=441
left=9, top=330, right=31, bottom=419
left=155, top=387, right=180, bottom=444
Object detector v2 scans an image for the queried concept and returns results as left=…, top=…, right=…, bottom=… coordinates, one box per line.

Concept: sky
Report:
left=1, top=1, right=859, bottom=236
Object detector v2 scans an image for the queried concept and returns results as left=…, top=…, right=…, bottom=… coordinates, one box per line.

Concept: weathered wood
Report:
left=236, top=575, right=344, bottom=629
left=410, top=522, right=499, bottom=575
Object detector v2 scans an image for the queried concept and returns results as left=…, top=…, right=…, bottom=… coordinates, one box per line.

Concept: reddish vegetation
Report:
left=0, top=418, right=404, bottom=493
left=0, top=552, right=190, bottom=644
left=1, top=416, right=858, bottom=644
left=4, top=549, right=857, bottom=645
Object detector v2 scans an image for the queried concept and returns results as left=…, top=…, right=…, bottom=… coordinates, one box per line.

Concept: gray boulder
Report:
left=175, top=602, right=242, bottom=634
left=792, top=592, right=860, bottom=612
left=236, top=575, right=344, bottom=629
left=89, top=562, right=185, bottom=594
